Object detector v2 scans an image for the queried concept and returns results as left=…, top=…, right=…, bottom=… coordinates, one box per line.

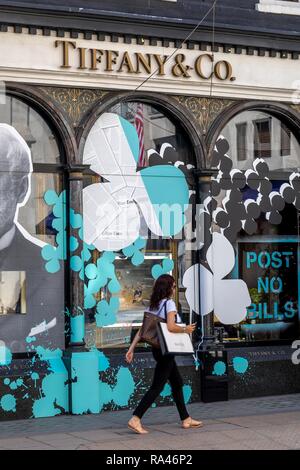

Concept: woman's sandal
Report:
left=182, top=418, right=203, bottom=429
left=128, top=419, right=149, bottom=434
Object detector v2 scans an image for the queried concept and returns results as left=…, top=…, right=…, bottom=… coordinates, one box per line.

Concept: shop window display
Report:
left=82, top=101, right=196, bottom=350
left=209, top=111, right=300, bottom=343
left=0, top=96, right=65, bottom=352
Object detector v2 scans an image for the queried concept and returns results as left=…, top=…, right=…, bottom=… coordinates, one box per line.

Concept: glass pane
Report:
left=0, top=142, right=65, bottom=352
left=108, top=101, right=195, bottom=168
left=212, top=181, right=299, bottom=343
left=0, top=96, right=60, bottom=164
left=82, top=101, right=195, bottom=350
left=221, top=110, right=300, bottom=171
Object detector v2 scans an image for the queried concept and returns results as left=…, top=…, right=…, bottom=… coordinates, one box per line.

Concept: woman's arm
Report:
left=129, top=327, right=142, bottom=352
left=125, top=327, right=142, bottom=363
left=167, top=312, right=196, bottom=334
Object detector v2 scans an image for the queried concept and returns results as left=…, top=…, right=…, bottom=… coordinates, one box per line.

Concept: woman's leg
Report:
left=168, top=361, right=190, bottom=421
left=133, top=349, right=174, bottom=419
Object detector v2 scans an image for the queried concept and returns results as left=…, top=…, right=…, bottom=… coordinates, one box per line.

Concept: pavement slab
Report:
left=0, top=394, right=299, bottom=450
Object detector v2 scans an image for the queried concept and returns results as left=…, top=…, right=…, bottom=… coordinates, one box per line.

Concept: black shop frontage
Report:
left=0, top=0, right=299, bottom=420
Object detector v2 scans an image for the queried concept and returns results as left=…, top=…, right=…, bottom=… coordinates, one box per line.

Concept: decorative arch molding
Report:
left=4, top=82, right=77, bottom=166
left=206, top=100, right=300, bottom=168
left=76, top=91, right=206, bottom=170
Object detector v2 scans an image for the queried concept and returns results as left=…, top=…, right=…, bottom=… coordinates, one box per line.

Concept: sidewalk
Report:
left=0, top=394, right=300, bottom=450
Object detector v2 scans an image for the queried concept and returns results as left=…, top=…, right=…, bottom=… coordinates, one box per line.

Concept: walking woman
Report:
left=125, top=274, right=202, bottom=434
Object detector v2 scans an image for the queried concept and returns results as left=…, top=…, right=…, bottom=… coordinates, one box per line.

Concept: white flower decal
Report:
left=183, top=232, right=251, bottom=325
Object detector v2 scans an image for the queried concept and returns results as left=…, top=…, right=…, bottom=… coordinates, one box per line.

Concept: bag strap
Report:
left=155, top=299, right=168, bottom=320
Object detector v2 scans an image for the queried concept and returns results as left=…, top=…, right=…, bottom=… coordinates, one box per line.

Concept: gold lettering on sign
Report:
left=90, top=49, right=104, bottom=70
left=106, top=50, right=119, bottom=72
left=135, top=53, right=152, bottom=74
left=54, top=41, right=235, bottom=82
left=78, top=47, right=87, bottom=70
left=214, top=60, right=233, bottom=81
left=172, top=54, right=191, bottom=78
left=118, top=52, right=135, bottom=73
left=55, top=40, right=76, bottom=68
left=195, top=54, right=213, bottom=79
left=153, top=54, right=169, bottom=76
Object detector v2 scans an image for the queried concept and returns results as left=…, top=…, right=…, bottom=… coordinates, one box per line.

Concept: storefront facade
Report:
left=0, top=0, right=300, bottom=420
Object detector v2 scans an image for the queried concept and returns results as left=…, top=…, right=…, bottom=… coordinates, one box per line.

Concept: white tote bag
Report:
left=157, top=322, right=194, bottom=356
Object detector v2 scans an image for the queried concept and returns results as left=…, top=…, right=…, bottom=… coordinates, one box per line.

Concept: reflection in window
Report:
left=221, top=110, right=300, bottom=171
left=281, top=122, right=291, bottom=157
left=0, top=96, right=60, bottom=164
left=254, top=118, right=272, bottom=159
left=109, top=101, right=193, bottom=168
left=236, top=122, right=247, bottom=161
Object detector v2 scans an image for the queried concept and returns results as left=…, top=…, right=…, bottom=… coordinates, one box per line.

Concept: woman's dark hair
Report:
left=149, top=274, right=175, bottom=310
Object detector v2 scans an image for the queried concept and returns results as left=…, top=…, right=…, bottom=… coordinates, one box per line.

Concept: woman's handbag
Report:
left=140, top=301, right=194, bottom=355
left=139, top=301, right=167, bottom=349
left=157, top=322, right=194, bottom=356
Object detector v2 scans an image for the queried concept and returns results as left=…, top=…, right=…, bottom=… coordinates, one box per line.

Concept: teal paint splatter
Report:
left=0, top=394, right=16, bottom=412
left=212, top=361, right=226, bottom=376
left=41, top=190, right=67, bottom=273
left=71, top=351, right=100, bottom=415
left=0, top=345, right=12, bottom=366
left=183, top=385, right=192, bottom=404
left=233, top=357, right=249, bottom=374
left=32, top=372, right=69, bottom=418
left=84, top=251, right=120, bottom=309
left=160, top=383, right=172, bottom=398
left=122, top=237, right=146, bottom=266
left=26, top=336, right=36, bottom=344
left=93, top=348, right=110, bottom=372
left=112, top=367, right=135, bottom=407
left=4, top=378, right=10, bottom=386
left=152, top=258, right=174, bottom=279
left=95, top=298, right=119, bottom=327
left=140, top=165, right=189, bottom=236
left=70, top=314, right=85, bottom=344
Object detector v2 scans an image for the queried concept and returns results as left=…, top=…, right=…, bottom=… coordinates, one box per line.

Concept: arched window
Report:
left=0, top=94, right=65, bottom=353
left=82, top=99, right=196, bottom=350
left=209, top=108, right=300, bottom=344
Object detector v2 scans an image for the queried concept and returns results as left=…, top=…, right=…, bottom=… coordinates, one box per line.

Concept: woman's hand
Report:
left=125, top=349, right=134, bottom=364
left=185, top=323, right=197, bottom=334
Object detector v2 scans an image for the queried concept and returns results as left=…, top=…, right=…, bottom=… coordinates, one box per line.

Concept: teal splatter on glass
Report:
left=122, top=237, right=146, bottom=266
left=152, top=258, right=174, bottom=279
left=41, top=190, right=67, bottom=273
left=95, top=298, right=119, bottom=327
left=84, top=251, right=120, bottom=309
left=233, top=357, right=249, bottom=374
left=140, top=165, right=189, bottom=236
left=212, top=361, right=226, bottom=376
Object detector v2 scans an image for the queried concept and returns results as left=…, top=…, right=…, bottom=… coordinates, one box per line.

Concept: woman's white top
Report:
left=146, top=298, right=182, bottom=323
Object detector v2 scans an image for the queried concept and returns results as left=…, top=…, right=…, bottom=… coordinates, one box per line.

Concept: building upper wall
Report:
left=0, top=0, right=300, bottom=37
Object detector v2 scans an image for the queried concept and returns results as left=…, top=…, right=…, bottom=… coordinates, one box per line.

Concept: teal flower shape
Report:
left=41, top=190, right=67, bottom=273
left=84, top=252, right=121, bottom=309
left=151, top=258, right=174, bottom=279
left=95, top=297, right=119, bottom=327
left=122, top=237, right=146, bottom=266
